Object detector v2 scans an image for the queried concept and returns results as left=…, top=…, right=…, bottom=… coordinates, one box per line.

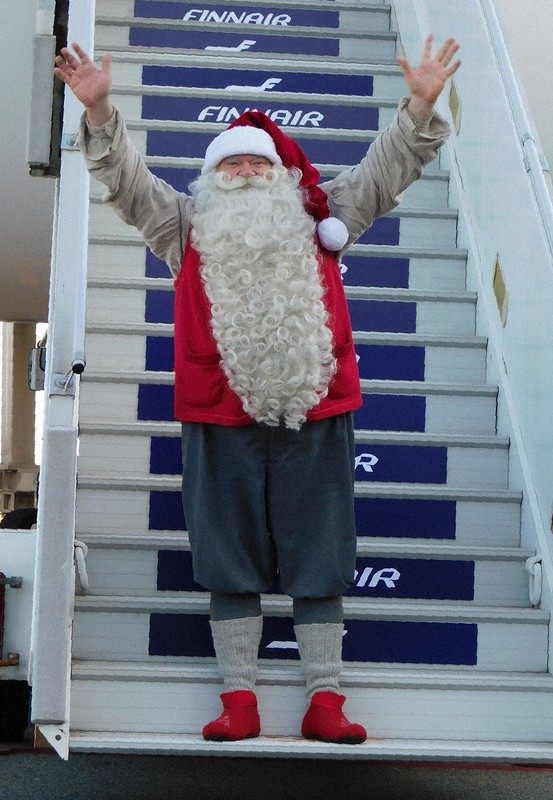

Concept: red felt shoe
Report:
left=202, top=690, right=261, bottom=741
left=301, top=691, right=367, bottom=744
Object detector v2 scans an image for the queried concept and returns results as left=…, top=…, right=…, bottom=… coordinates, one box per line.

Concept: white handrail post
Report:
left=478, top=0, right=553, bottom=259
left=30, top=0, right=95, bottom=752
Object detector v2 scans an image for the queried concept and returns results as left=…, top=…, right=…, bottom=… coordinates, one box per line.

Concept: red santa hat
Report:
left=201, top=111, right=349, bottom=252
left=202, top=125, right=282, bottom=174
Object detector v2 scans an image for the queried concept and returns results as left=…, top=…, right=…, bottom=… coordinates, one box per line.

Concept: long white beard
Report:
left=190, top=166, right=336, bottom=430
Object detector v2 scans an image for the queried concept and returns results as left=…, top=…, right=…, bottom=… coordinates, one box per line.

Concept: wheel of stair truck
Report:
left=0, top=572, right=31, bottom=743
left=0, top=681, right=31, bottom=744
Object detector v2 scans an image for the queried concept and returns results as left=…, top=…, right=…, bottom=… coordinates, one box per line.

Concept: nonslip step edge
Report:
left=68, top=730, right=553, bottom=763
left=71, top=661, right=553, bottom=693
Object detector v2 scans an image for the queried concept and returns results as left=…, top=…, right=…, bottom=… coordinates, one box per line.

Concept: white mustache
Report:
left=214, top=167, right=284, bottom=191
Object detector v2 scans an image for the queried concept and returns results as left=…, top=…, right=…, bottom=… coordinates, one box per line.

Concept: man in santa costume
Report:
left=55, top=35, right=460, bottom=744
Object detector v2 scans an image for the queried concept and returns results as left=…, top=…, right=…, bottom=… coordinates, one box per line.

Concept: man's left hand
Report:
left=397, top=34, right=461, bottom=120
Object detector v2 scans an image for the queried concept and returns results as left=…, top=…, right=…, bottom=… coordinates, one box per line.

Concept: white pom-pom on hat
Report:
left=317, top=216, right=349, bottom=251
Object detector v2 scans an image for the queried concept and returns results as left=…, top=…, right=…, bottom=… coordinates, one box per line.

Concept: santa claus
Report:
left=176, top=115, right=366, bottom=743
left=56, top=34, right=460, bottom=744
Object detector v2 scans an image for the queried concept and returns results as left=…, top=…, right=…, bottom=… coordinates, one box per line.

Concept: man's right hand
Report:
left=54, top=42, right=114, bottom=127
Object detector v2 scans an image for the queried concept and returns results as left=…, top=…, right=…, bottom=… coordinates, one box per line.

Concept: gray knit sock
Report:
left=210, top=615, right=263, bottom=693
left=294, top=622, right=343, bottom=700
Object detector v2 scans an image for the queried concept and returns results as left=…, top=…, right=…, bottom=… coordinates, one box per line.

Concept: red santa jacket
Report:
left=172, top=235, right=362, bottom=426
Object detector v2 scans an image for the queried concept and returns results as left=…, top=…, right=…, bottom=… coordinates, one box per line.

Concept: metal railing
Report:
left=29, top=0, right=95, bottom=758
left=479, top=0, right=553, bottom=260
left=392, top=0, right=553, bottom=596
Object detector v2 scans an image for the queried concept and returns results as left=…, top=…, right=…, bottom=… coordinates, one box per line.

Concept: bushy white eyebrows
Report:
left=220, top=155, right=272, bottom=165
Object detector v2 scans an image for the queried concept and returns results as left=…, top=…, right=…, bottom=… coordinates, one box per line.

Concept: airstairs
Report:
left=32, top=0, right=553, bottom=761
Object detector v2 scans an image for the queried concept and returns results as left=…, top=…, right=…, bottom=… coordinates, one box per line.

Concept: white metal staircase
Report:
left=31, top=0, right=553, bottom=761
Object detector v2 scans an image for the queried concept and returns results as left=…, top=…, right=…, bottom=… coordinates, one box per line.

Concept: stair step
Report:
left=71, top=594, right=547, bottom=671
left=78, top=376, right=499, bottom=435
left=354, top=482, right=521, bottom=545
left=360, top=379, right=498, bottom=435
left=88, top=190, right=457, bottom=249
left=349, top=289, right=476, bottom=337
left=75, top=484, right=520, bottom=547
left=96, top=39, right=398, bottom=64
left=74, top=594, right=542, bottom=622
left=354, top=433, right=508, bottom=490
left=97, top=15, right=393, bottom=38
left=77, top=535, right=532, bottom=607
left=77, top=429, right=509, bottom=489
left=112, top=97, right=397, bottom=136
left=88, top=147, right=450, bottom=204
left=109, top=82, right=401, bottom=110
left=79, top=528, right=531, bottom=560
left=124, top=128, right=447, bottom=179
left=80, top=331, right=489, bottom=386
left=107, top=54, right=407, bottom=106
left=78, top=421, right=505, bottom=447
left=75, top=473, right=522, bottom=539
left=87, top=238, right=468, bottom=292
left=83, top=325, right=481, bottom=346
left=119, top=142, right=446, bottom=185
left=108, top=86, right=399, bottom=133
left=79, top=529, right=534, bottom=605
left=68, top=728, right=553, bottom=764
left=85, top=282, right=477, bottom=337
left=71, top=660, right=553, bottom=692
left=343, top=245, right=468, bottom=291
left=89, top=165, right=450, bottom=209
left=87, top=276, right=473, bottom=305
left=354, top=483, right=520, bottom=502
left=97, top=0, right=392, bottom=17
left=356, top=333, right=487, bottom=384
left=75, top=474, right=518, bottom=498
left=81, top=332, right=488, bottom=390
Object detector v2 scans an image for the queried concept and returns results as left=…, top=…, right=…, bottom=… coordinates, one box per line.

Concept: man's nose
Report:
left=238, top=164, right=256, bottom=176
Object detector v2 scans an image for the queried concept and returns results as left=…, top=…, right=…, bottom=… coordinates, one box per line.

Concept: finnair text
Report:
left=183, top=10, right=292, bottom=25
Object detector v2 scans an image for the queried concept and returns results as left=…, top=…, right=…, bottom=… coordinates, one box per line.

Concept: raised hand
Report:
left=54, top=42, right=114, bottom=126
left=397, top=35, right=461, bottom=120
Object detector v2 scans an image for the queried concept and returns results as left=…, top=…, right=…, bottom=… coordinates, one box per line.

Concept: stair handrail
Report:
left=392, top=0, right=553, bottom=593
left=478, top=0, right=553, bottom=259
left=29, top=0, right=95, bottom=760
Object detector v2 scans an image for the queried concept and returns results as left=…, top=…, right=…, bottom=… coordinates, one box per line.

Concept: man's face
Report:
left=216, top=154, right=273, bottom=178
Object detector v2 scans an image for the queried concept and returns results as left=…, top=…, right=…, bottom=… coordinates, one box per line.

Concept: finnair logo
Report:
left=183, top=10, right=292, bottom=26
left=205, top=39, right=257, bottom=52
left=266, top=640, right=299, bottom=651
left=267, top=629, right=348, bottom=652
left=355, top=453, right=379, bottom=473
left=225, top=77, right=282, bottom=92
left=198, top=106, right=324, bottom=127
left=354, top=567, right=400, bottom=589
